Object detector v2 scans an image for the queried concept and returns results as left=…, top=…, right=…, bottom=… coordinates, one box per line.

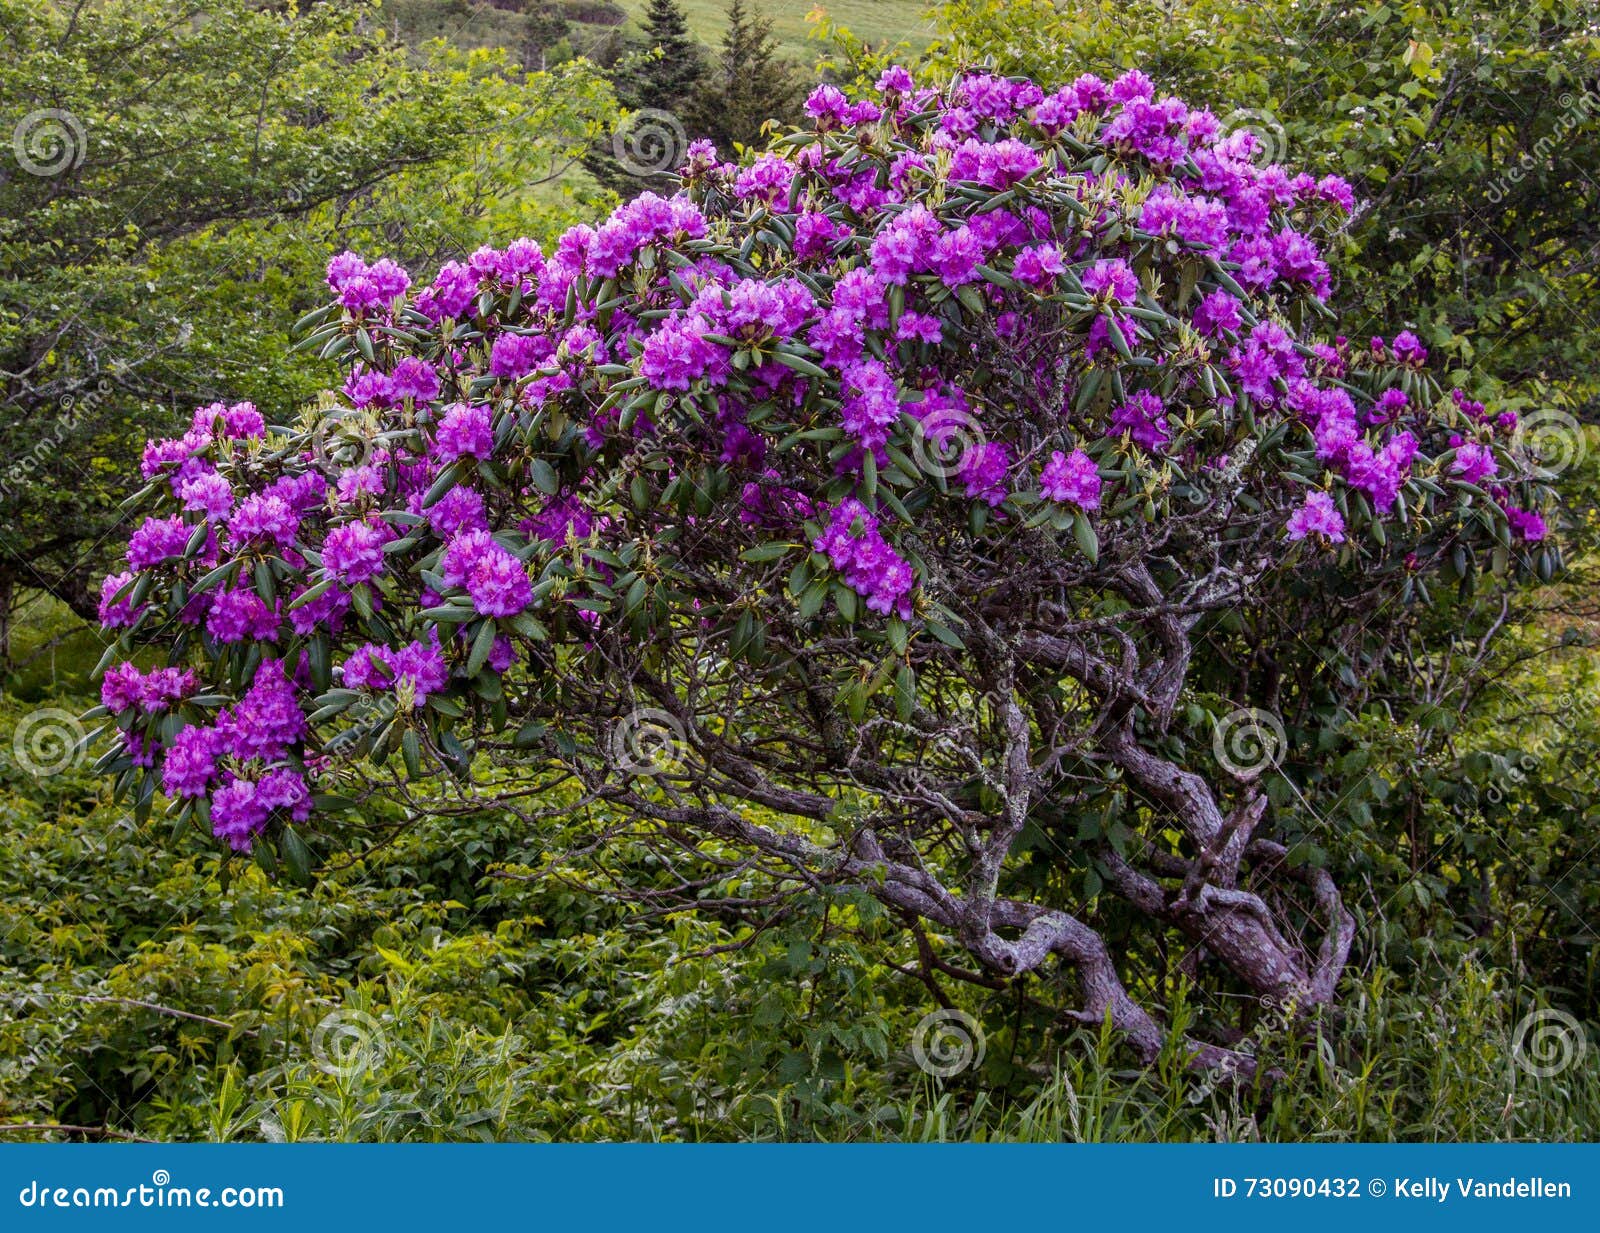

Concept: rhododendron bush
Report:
left=91, top=68, right=1559, bottom=1068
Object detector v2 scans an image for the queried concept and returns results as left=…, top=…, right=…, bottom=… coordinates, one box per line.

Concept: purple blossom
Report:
left=98, top=571, right=145, bottom=628
left=1192, top=290, right=1242, bottom=339
left=433, top=402, right=494, bottom=462
left=440, top=530, right=532, bottom=617
left=1286, top=491, right=1346, bottom=544
left=212, top=658, right=305, bottom=762
left=1082, top=259, right=1138, bottom=305
left=489, top=333, right=551, bottom=380
left=948, top=138, right=1041, bottom=188
left=100, top=664, right=196, bottom=714
left=932, top=226, right=985, bottom=285
left=794, top=211, right=847, bottom=261
left=877, top=65, right=914, bottom=96
left=322, top=518, right=393, bottom=586
left=812, top=500, right=914, bottom=618
left=734, top=153, right=797, bottom=204
left=341, top=633, right=449, bottom=705
left=1109, top=391, right=1170, bottom=452
left=839, top=359, right=901, bottom=450
left=126, top=516, right=191, bottom=571
left=1040, top=449, right=1102, bottom=509
left=1012, top=244, right=1064, bottom=289
left=896, top=311, right=943, bottom=344
left=206, top=586, right=278, bottom=643
left=640, top=316, right=722, bottom=391
left=162, top=725, right=218, bottom=798
left=1451, top=439, right=1499, bottom=486
left=1506, top=507, right=1548, bottom=542
left=1391, top=331, right=1429, bottom=367
left=426, top=485, right=489, bottom=538
left=959, top=440, right=1011, bottom=506
left=211, top=768, right=312, bottom=853
left=229, top=492, right=300, bottom=548
left=326, top=251, right=368, bottom=292
left=178, top=471, right=234, bottom=521
left=390, top=357, right=441, bottom=403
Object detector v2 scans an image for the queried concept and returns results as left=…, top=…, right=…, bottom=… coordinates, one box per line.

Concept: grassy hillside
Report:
left=617, top=0, right=935, bottom=58
left=382, top=0, right=933, bottom=66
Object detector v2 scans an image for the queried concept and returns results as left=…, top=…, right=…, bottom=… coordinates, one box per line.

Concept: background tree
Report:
left=685, top=0, right=805, bottom=152
left=585, top=0, right=710, bottom=195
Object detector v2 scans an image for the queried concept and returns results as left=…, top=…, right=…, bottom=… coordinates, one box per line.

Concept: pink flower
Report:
left=1286, top=491, right=1346, bottom=544
left=1040, top=449, right=1101, bottom=509
left=1082, top=259, right=1138, bottom=305
left=433, top=402, right=494, bottom=462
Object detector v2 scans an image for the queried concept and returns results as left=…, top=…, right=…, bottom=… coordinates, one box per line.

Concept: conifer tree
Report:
left=620, top=0, right=708, bottom=112
left=586, top=0, right=709, bottom=195
left=688, top=0, right=803, bottom=151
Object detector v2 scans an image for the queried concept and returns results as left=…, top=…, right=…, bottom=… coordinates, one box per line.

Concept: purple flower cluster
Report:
left=1082, top=259, right=1139, bottom=305
left=440, top=530, right=533, bottom=617
left=341, top=633, right=450, bottom=705
left=192, top=400, right=266, bottom=441
left=1451, top=439, right=1500, bottom=486
left=1286, top=491, right=1346, bottom=544
left=1039, top=449, right=1102, bottom=509
left=101, top=664, right=196, bottom=714
left=98, top=571, right=145, bottom=628
left=206, top=587, right=278, bottom=644
left=93, top=63, right=1549, bottom=854
left=813, top=500, right=914, bottom=618
left=322, top=518, right=393, bottom=586
left=948, top=139, right=1041, bottom=189
left=434, top=402, right=494, bottom=461
left=959, top=441, right=1012, bottom=507
left=230, top=491, right=300, bottom=547
left=1110, top=391, right=1170, bottom=452
left=211, top=768, right=312, bottom=852
left=127, top=516, right=191, bottom=571
left=839, top=359, right=902, bottom=451
left=640, top=316, right=725, bottom=391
